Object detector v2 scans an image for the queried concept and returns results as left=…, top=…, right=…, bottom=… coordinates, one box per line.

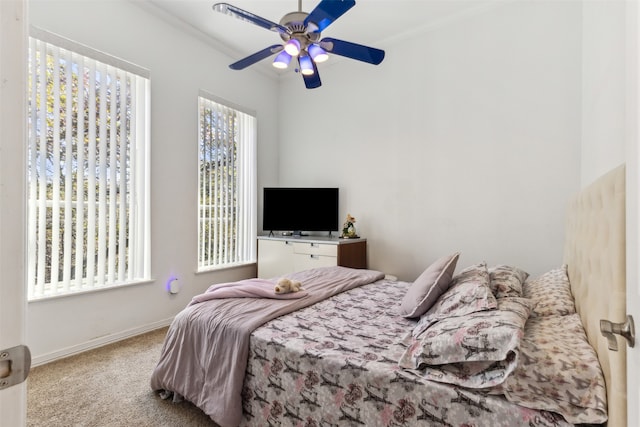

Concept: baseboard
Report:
left=31, top=317, right=174, bottom=367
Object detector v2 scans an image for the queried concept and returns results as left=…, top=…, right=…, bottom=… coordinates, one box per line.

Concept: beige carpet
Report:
left=27, top=327, right=219, bottom=427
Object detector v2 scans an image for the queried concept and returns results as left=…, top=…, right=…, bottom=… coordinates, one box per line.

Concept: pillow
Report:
left=450, top=261, right=490, bottom=287
left=399, top=252, right=460, bottom=318
left=491, top=314, right=607, bottom=424
left=488, top=264, right=529, bottom=298
left=399, top=297, right=533, bottom=389
left=412, top=262, right=497, bottom=337
left=523, top=265, right=576, bottom=317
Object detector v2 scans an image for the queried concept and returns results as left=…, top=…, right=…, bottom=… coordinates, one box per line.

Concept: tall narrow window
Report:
left=27, top=30, right=150, bottom=300
left=198, top=94, right=256, bottom=270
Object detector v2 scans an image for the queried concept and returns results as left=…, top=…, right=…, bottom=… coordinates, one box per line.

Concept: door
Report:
left=626, top=144, right=639, bottom=427
left=627, top=1, right=639, bottom=426
left=0, top=0, right=28, bottom=425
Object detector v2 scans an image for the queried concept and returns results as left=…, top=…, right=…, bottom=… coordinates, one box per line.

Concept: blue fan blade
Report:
left=213, top=3, right=289, bottom=34
left=229, top=45, right=284, bottom=70
left=319, top=38, right=385, bottom=65
left=302, top=61, right=322, bottom=89
left=304, top=0, right=356, bottom=33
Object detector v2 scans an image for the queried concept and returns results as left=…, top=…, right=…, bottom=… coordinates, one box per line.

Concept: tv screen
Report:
left=263, top=187, right=339, bottom=235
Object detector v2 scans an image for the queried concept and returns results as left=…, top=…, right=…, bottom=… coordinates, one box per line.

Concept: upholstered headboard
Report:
left=563, top=164, right=626, bottom=427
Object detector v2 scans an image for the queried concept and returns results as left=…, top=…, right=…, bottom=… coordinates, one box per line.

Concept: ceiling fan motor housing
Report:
left=279, top=11, right=320, bottom=48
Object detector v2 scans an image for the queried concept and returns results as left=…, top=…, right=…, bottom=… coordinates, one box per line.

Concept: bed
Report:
left=151, top=164, right=627, bottom=427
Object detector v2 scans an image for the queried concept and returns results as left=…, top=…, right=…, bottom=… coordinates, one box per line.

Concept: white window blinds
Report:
left=198, top=95, right=256, bottom=270
left=27, top=32, right=150, bottom=299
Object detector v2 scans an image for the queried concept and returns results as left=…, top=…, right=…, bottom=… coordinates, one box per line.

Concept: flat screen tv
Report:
left=263, top=187, right=339, bottom=236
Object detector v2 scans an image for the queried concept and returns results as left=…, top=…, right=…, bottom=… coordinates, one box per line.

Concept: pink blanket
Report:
left=188, top=278, right=308, bottom=305
left=150, top=266, right=385, bottom=427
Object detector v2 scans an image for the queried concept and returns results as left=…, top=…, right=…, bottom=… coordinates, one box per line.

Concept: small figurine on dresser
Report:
left=340, top=213, right=359, bottom=238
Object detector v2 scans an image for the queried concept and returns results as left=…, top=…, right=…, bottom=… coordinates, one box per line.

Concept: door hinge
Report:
left=0, top=345, right=31, bottom=390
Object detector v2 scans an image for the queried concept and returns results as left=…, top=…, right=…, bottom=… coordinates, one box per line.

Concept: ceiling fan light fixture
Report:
left=284, top=39, right=301, bottom=56
left=299, top=55, right=314, bottom=75
left=308, top=44, right=329, bottom=63
left=272, top=51, right=292, bottom=69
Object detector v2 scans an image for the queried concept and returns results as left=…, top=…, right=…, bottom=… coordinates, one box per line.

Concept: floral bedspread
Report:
left=240, top=279, right=573, bottom=427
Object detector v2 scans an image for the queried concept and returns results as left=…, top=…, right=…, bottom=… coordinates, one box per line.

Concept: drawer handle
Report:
left=310, top=254, right=318, bottom=259
left=310, top=243, right=317, bottom=247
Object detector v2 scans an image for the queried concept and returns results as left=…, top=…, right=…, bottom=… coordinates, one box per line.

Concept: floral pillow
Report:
left=450, top=261, right=490, bottom=287
left=491, top=314, right=607, bottom=424
left=399, top=297, right=533, bottom=389
left=489, top=265, right=529, bottom=299
left=523, top=265, right=576, bottom=317
left=412, top=262, right=497, bottom=337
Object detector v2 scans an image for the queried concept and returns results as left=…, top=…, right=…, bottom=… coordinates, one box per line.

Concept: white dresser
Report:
left=257, top=235, right=367, bottom=279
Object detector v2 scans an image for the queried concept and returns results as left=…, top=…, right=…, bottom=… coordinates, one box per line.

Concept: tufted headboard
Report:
left=563, top=164, right=626, bottom=427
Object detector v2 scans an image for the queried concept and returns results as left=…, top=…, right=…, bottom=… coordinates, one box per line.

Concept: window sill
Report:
left=27, top=279, right=155, bottom=303
left=195, top=260, right=256, bottom=275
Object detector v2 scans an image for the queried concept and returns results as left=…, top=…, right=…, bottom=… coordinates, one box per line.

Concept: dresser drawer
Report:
left=293, top=253, right=337, bottom=271
left=292, top=242, right=337, bottom=257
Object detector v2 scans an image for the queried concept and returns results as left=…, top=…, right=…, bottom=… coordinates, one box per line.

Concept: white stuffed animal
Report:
left=274, top=277, right=303, bottom=294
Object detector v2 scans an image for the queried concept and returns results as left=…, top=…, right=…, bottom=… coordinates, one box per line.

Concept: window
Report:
left=27, top=30, right=150, bottom=300
left=198, top=94, right=256, bottom=270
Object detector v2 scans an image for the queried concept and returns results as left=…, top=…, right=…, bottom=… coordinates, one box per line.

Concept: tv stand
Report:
left=257, top=235, right=367, bottom=279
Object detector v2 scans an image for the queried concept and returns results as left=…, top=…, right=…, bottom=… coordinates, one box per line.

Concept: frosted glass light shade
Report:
left=273, top=51, right=292, bottom=69
left=284, top=39, right=301, bottom=56
left=308, top=44, right=328, bottom=63
left=299, top=55, right=314, bottom=75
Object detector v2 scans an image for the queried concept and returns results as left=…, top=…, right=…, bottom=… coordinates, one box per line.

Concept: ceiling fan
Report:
left=212, top=0, right=385, bottom=89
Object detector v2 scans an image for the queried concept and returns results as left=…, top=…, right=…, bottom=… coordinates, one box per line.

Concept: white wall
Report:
left=276, top=1, right=584, bottom=280
left=581, top=0, right=627, bottom=185
left=27, top=0, right=279, bottom=363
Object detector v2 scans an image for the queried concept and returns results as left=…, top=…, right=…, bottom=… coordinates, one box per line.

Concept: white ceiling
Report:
left=145, top=0, right=498, bottom=75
